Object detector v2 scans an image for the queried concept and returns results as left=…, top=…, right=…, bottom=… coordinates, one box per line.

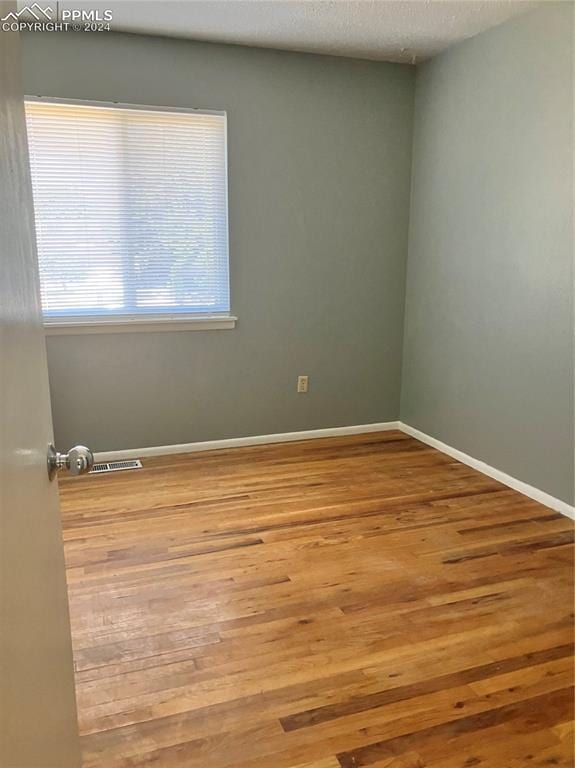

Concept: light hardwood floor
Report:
left=58, top=430, right=574, bottom=768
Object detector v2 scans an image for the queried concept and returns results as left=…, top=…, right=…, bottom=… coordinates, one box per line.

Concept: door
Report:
left=0, top=10, right=81, bottom=768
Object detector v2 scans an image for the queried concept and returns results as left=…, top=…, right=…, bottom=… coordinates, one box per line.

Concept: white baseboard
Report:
left=399, top=422, right=575, bottom=520
left=95, top=421, right=402, bottom=462
left=94, top=418, right=574, bottom=521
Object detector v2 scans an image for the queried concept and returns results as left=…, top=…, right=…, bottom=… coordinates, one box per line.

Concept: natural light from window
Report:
left=24, top=99, right=230, bottom=325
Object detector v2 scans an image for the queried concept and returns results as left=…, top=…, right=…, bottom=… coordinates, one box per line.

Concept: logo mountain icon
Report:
left=1, top=3, right=53, bottom=21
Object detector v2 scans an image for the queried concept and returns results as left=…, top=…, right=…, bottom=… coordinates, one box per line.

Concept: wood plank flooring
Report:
left=58, top=431, right=575, bottom=768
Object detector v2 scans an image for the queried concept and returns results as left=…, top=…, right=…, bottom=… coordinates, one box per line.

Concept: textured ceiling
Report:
left=55, top=1, right=539, bottom=64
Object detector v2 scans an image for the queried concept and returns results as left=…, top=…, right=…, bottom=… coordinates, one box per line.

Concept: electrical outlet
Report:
left=297, top=375, right=309, bottom=393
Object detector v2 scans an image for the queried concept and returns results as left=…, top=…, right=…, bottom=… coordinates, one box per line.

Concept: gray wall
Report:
left=23, top=7, right=574, bottom=505
left=401, top=3, right=574, bottom=504
left=23, top=32, right=415, bottom=452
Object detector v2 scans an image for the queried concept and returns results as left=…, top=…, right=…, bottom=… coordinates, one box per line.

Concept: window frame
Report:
left=25, top=96, right=235, bottom=334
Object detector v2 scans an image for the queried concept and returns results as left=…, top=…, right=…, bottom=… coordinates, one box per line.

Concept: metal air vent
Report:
left=89, top=459, right=143, bottom=474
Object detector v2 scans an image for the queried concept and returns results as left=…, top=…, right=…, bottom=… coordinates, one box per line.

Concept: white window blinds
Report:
left=24, top=99, right=230, bottom=320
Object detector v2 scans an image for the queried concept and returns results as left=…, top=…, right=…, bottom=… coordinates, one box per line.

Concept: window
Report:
left=25, top=98, right=232, bottom=330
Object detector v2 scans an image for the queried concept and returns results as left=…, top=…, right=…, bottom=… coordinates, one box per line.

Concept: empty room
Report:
left=1, top=1, right=574, bottom=766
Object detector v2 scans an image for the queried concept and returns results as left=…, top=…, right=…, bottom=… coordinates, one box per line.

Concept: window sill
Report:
left=43, top=314, right=237, bottom=335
